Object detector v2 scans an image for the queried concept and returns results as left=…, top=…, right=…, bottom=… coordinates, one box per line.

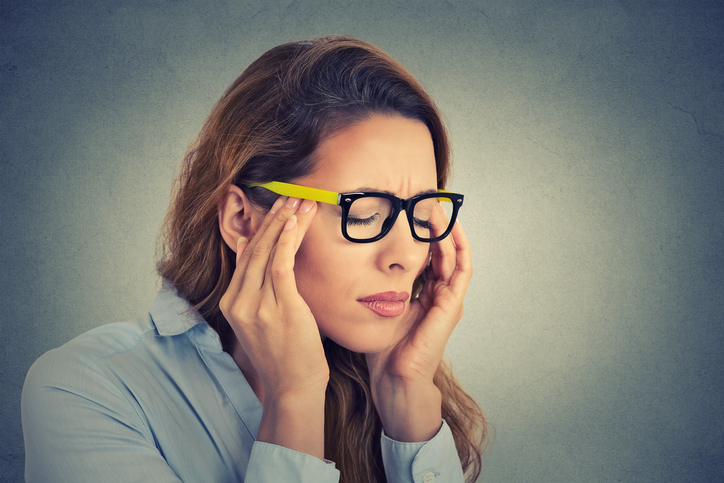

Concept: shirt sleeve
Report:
left=380, top=419, right=465, bottom=483
left=245, top=442, right=340, bottom=483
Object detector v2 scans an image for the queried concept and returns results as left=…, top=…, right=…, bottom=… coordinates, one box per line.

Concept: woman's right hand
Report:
left=219, top=196, right=327, bottom=459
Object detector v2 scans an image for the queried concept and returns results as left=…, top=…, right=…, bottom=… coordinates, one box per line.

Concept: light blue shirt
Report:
left=22, top=284, right=465, bottom=482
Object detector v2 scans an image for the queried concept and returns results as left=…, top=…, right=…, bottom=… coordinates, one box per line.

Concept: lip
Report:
left=357, top=291, right=410, bottom=317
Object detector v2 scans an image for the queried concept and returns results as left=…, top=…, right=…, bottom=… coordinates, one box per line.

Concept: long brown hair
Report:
left=157, top=35, right=487, bottom=482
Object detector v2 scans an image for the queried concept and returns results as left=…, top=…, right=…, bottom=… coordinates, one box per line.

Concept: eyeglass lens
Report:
left=346, top=196, right=454, bottom=241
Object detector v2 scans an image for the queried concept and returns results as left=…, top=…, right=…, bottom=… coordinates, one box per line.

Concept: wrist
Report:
left=257, top=388, right=327, bottom=459
left=373, top=379, right=442, bottom=443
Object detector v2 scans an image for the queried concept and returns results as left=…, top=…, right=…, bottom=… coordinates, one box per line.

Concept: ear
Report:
left=218, top=185, right=264, bottom=253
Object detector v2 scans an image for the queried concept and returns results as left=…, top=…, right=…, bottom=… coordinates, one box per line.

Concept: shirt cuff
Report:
left=380, top=419, right=465, bottom=483
left=245, top=441, right=340, bottom=483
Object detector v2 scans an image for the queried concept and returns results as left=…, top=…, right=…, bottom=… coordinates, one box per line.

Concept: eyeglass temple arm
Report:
left=249, top=181, right=456, bottom=205
left=436, top=189, right=458, bottom=202
left=247, top=181, right=341, bottom=205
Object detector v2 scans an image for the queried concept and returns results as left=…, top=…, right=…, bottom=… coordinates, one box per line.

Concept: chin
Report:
left=322, top=322, right=397, bottom=354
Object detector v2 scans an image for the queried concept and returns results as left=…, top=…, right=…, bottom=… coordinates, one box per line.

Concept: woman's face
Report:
left=293, top=114, right=438, bottom=353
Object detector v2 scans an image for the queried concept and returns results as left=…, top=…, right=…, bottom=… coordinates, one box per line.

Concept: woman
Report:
left=22, top=36, right=487, bottom=482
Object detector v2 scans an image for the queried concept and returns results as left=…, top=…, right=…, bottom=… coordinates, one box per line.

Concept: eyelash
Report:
left=413, top=217, right=431, bottom=229
left=347, top=214, right=431, bottom=231
left=347, top=214, right=380, bottom=226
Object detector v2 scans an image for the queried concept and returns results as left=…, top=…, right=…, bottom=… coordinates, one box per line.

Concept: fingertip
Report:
left=270, top=196, right=285, bottom=215
left=299, top=198, right=316, bottom=213
left=283, top=215, right=297, bottom=231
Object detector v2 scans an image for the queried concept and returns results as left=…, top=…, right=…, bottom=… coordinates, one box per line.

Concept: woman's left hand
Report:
left=365, top=219, right=473, bottom=442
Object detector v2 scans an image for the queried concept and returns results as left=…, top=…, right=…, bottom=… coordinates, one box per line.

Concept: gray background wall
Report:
left=2, top=1, right=722, bottom=481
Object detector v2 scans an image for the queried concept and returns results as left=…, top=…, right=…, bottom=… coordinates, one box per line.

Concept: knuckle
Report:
left=230, top=305, right=254, bottom=327
left=256, top=305, right=275, bottom=323
left=251, top=241, right=271, bottom=258
left=271, top=262, right=290, bottom=279
left=219, top=296, right=230, bottom=315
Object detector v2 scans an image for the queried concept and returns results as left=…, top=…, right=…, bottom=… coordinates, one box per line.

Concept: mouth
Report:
left=357, top=291, right=410, bottom=317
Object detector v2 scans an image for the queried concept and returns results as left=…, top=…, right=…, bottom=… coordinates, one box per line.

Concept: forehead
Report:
left=301, top=114, right=438, bottom=196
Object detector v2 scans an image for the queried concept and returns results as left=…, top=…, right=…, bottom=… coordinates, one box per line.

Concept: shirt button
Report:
left=422, top=472, right=436, bottom=483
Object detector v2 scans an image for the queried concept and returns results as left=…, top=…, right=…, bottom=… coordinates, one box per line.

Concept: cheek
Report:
left=293, top=221, right=359, bottom=303
left=294, top=240, right=332, bottom=289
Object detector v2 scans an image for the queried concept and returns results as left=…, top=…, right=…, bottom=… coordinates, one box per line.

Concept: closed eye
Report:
left=347, top=214, right=380, bottom=226
left=413, top=217, right=431, bottom=230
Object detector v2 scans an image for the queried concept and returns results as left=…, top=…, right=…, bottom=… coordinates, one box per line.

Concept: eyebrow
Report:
left=347, top=187, right=438, bottom=198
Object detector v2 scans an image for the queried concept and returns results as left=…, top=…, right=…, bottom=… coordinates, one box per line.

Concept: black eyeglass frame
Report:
left=337, top=191, right=463, bottom=243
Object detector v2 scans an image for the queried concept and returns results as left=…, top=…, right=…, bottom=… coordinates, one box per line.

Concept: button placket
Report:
left=422, top=471, right=436, bottom=483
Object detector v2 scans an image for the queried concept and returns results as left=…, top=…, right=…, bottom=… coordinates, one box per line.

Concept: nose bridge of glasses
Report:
left=380, top=196, right=435, bottom=241
left=385, top=196, right=411, bottom=234
left=383, top=204, right=418, bottom=242
left=369, top=197, right=403, bottom=239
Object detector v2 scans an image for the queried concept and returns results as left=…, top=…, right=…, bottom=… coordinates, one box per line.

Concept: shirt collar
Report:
left=149, top=281, right=208, bottom=336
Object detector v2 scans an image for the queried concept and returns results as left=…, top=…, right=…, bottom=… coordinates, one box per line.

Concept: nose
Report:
left=376, top=211, right=427, bottom=273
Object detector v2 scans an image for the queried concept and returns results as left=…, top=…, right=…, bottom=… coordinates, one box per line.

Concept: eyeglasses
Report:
left=247, top=181, right=463, bottom=243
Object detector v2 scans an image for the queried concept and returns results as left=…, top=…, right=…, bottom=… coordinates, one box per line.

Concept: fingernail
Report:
left=284, top=215, right=297, bottom=231
left=285, top=197, right=300, bottom=208
left=299, top=199, right=315, bottom=213
left=237, top=236, right=249, bottom=246
left=270, top=197, right=285, bottom=214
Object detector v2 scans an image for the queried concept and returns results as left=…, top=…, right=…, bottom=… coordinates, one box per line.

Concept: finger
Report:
left=235, top=195, right=285, bottom=271
left=445, top=221, right=473, bottom=295
left=428, top=203, right=455, bottom=280
left=219, top=235, right=251, bottom=317
left=242, top=197, right=314, bottom=270
left=226, top=196, right=285, bottom=290
left=241, top=197, right=303, bottom=293
left=263, top=197, right=317, bottom=300
left=267, top=214, right=303, bottom=307
left=291, top=199, right=317, bottom=252
left=417, top=264, right=435, bottom=311
left=261, top=214, right=295, bottom=304
left=260, top=197, right=317, bottom=291
left=236, top=236, right=250, bottom=264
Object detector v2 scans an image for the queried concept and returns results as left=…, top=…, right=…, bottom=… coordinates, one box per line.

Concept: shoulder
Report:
left=24, top=315, right=156, bottom=388
left=23, top=283, right=219, bottom=406
left=21, top=315, right=166, bottom=450
left=22, top=317, right=158, bottom=421
left=22, top=302, right=215, bottom=415
left=21, top=285, right=222, bottom=438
